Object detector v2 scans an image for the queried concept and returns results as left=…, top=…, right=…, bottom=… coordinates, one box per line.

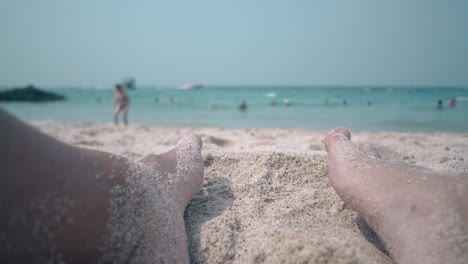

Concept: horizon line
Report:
left=0, top=84, right=466, bottom=89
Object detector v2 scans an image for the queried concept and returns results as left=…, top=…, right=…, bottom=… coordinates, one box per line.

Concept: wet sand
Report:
left=36, top=123, right=468, bottom=263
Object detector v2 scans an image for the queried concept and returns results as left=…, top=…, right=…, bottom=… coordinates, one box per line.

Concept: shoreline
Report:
left=35, top=122, right=468, bottom=263
left=32, top=120, right=468, bottom=135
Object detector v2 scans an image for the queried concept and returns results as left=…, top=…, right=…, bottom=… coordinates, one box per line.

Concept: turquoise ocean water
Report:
left=1, top=86, right=467, bottom=132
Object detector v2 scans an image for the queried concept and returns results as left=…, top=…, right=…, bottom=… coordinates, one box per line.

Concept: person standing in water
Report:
left=449, top=97, right=456, bottom=107
left=238, top=100, right=247, bottom=111
left=113, top=84, right=130, bottom=126
left=437, top=100, right=443, bottom=109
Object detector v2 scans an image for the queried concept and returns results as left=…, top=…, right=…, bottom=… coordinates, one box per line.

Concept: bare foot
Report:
left=100, top=131, right=204, bottom=263
left=0, top=108, right=204, bottom=263
left=324, top=127, right=468, bottom=264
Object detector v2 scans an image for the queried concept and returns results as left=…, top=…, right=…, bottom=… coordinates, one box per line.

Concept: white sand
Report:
left=36, top=123, right=468, bottom=263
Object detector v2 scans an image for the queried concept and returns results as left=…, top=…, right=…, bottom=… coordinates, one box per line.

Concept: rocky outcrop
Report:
left=0, top=85, right=66, bottom=102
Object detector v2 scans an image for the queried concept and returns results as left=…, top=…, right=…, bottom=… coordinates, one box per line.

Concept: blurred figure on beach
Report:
left=113, top=84, right=130, bottom=126
left=437, top=100, right=443, bottom=109
left=449, top=97, right=456, bottom=107
left=169, top=97, right=174, bottom=106
left=283, top=98, right=290, bottom=107
left=342, top=99, right=347, bottom=106
left=270, top=98, right=276, bottom=106
left=238, top=100, right=247, bottom=111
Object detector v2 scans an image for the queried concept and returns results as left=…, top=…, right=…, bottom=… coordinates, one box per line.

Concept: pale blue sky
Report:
left=1, top=0, right=467, bottom=87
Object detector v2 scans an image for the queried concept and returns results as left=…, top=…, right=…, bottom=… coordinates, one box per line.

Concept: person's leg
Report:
left=0, top=108, right=204, bottom=263
left=113, top=105, right=121, bottom=125
left=324, top=127, right=468, bottom=264
left=122, top=105, right=129, bottom=126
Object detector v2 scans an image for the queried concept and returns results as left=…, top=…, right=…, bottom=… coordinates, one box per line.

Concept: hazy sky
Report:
left=1, top=0, right=467, bottom=87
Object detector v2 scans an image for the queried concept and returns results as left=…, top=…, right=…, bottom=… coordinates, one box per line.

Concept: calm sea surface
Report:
left=1, top=86, right=467, bottom=132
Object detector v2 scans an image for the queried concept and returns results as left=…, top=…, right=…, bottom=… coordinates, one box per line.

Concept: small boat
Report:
left=181, top=83, right=203, bottom=89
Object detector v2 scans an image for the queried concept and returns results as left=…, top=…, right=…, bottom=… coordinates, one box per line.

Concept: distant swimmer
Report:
left=113, top=84, right=130, bottom=126
left=169, top=97, right=174, bottom=106
left=342, top=99, right=347, bottom=106
left=368, top=101, right=372, bottom=107
left=238, top=100, right=247, bottom=111
left=449, top=98, right=456, bottom=107
left=210, top=103, right=219, bottom=109
left=266, top=92, right=277, bottom=106
left=154, top=97, right=159, bottom=104
left=437, top=100, right=443, bottom=109
left=283, top=98, right=290, bottom=107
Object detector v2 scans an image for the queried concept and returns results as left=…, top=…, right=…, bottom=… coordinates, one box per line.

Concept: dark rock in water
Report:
left=0, top=85, right=66, bottom=102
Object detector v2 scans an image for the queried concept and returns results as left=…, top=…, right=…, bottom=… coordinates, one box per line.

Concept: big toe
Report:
left=176, top=130, right=203, bottom=155
left=175, top=130, right=203, bottom=171
left=174, top=131, right=204, bottom=206
left=324, top=128, right=388, bottom=223
left=324, top=127, right=360, bottom=168
left=324, top=127, right=352, bottom=153
left=140, top=131, right=204, bottom=207
left=140, top=131, right=203, bottom=174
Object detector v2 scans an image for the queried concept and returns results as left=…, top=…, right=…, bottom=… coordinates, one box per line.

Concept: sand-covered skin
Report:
left=35, top=123, right=468, bottom=263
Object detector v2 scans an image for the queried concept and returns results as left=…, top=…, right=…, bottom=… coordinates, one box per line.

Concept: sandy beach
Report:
left=35, top=122, right=468, bottom=264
